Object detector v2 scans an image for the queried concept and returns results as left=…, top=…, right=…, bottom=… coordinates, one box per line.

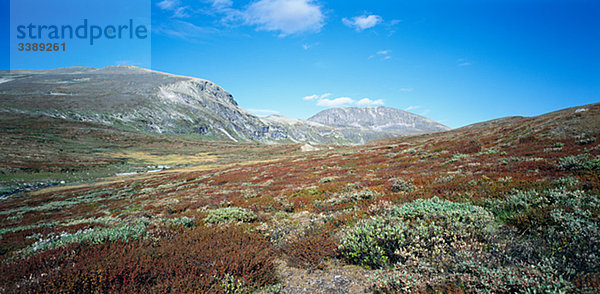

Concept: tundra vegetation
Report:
left=0, top=104, right=599, bottom=293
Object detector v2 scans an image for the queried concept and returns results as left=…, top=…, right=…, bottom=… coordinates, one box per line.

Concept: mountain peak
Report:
left=307, top=106, right=450, bottom=134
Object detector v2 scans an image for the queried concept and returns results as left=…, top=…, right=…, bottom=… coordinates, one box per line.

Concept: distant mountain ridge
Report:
left=308, top=106, right=450, bottom=135
left=0, top=65, right=450, bottom=144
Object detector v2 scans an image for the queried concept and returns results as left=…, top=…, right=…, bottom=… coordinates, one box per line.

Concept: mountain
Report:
left=0, top=65, right=267, bottom=142
left=308, top=106, right=451, bottom=135
left=0, top=65, right=448, bottom=144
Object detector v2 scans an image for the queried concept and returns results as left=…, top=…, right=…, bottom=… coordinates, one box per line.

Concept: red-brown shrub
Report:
left=0, top=225, right=277, bottom=293
left=280, top=224, right=338, bottom=270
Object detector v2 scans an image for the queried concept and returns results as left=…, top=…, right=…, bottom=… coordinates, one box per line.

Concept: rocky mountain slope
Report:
left=308, top=106, right=450, bottom=135
left=0, top=66, right=268, bottom=142
left=0, top=66, right=448, bottom=144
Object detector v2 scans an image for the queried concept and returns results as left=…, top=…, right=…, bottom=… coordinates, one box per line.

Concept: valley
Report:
left=0, top=78, right=598, bottom=292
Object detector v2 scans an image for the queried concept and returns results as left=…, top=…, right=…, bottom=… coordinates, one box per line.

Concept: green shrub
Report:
left=164, top=216, right=196, bottom=228
left=204, top=207, right=258, bottom=224
left=339, top=195, right=588, bottom=292
left=318, top=188, right=382, bottom=207
left=488, top=188, right=600, bottom=276
left=576, top=137, right=596, bottom=145
left=390, top=178, right=416, bottom=193
left=369, top=257, right=575, bottom=294
left=22, top=219, right=150, bottom=256
left=554, top=176, right=580, bottom=188
left=556, top=155, right=600, bottom=171
left=338, top=197, right=496, bottom=269
left=447, top=153, right=469, bottom=163
left=319, top=176, right=337, bottom=184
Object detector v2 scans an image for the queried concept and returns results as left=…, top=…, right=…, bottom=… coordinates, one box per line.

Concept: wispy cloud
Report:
left=385, top=19, right=402, bottom=36
left=244, top=0, right=325, bottom=36
left=357, top=98, right=384, bottom=105
left=370, top=49, right=391, bottom=60
left=457, top=58, right=473, bottom=67
left=154, top=20, right=219, bottom=40
left=342, top=14, right=382, bottom=31
left=305, top=93, right=384, bottom=107
left=210, top=0, right=233, bottom=10
left=157, top=0, right=191, bottom=18
left=157, top=0, right=180, bottom=10
left=389, top=19, right=402, bottom=26
left=400, top=88, right=413, bottom=92
left=303, top=93, right=331, bottom=100
left=248, top=108, right=280, bottom=115
left=302, top=42, right=318, bottom=50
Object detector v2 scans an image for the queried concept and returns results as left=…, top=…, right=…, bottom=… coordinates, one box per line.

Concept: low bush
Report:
left=338, top=197, right=496, bottom=269
left=554, top=176, right=580, bottom=188
left=0, top=225, right=277, bottom=293
left=280, top=224, right=338, bottom=270
left=204, top=207, right=258, bottom=224
left=556, top=155, right=600, bottom=171
left=488, top=188, right=600, bottom=276
left=22, top=220, right=149, bottom=256
left=369, top=255, right=575, bottom=293
left=339, top=194, right=594, bottom=292
left=390, top=178, right=416, bottom=193
left=576, top=137, right=597, bottom=146
left=447, top=153, right=470, bottom=163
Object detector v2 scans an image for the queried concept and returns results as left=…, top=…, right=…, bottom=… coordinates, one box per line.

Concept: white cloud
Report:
left=157, top=0, right=324, bottom=39
left=211, top=0, right=233, bottom=9
left=173, top=7, right=191, bottom=18
left=302, top=42, right=318, bottom=50
left=317, top=97, right=355, bottom=107
left=457, top=58, right=473, bottom=67
left=157, top=0, right=180, bottom=10
left=342, top=14, right=382, bottom=31
left=157, top=0, right=191, bottom=18
left=357, top=98, right=384, bottom=106
left=371, top=49, right=391, bottom=61
left=244, top=0, right=325, bottom=36
left=405, top=105, right=422, bottom=111
left=303, top=93, right=331, bottom=100
left=154, top=20, right=218, bottom=40
left=248, top=108, right=280, bottom=115
left=305, top=94, right=384, bottom=107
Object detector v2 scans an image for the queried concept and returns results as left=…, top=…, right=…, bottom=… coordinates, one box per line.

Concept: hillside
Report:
left=0, top=66, right=447, bottom=145
left=0, top=66, right=269, bottom=142
left=308, top=106, right=450, bottom=135
left=0, top=102, right=598, bottom=292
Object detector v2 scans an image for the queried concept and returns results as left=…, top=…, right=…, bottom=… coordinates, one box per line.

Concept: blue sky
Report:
left=2, top=0, right=599, bottom=128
